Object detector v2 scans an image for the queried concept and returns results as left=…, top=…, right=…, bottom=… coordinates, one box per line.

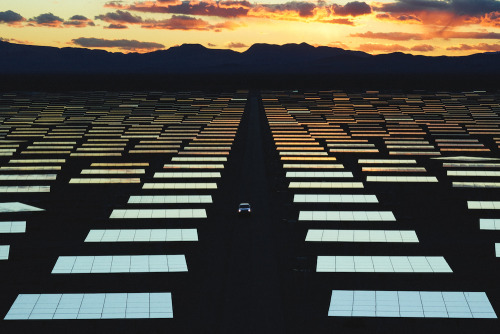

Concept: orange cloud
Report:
left=351, top=30, right=500, bottom=41
left=142, top=15, right=238, bottom=30
left=357, top=43, right=435, bottom=53
left=447, top=43, right=500, bottom=51
left=410, top=44, right=434, bottom=52
left=357, top=43, right=409, bottom=52
left=351, top=31, right=425, bottom=41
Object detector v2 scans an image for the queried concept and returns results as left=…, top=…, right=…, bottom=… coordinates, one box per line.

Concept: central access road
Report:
left=219, top=92, right=286, bottom=333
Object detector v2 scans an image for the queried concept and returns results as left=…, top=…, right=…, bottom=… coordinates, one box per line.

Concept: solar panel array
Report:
left=263, top=89, right=500, bottom=319
left=0, top=90, right=246, bottom=321
left=1, top=89, right=500, bottom=331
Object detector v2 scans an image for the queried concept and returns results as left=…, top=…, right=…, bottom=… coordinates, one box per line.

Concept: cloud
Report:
left=105, top=0, right=372, bottom=24
left=351, top=31, right=424, bottom=40
left=70, top=15, right=88, bottom=21
left=142, top=15, right=216, bottom=30
left=357, top=43, right=410, bottom=52
left=95, top=10, right=143, bottom=24
left=410, top=44, right=434, bottom=51
left=374, top=0, right=500, bottom=27
left=250, top=1, right=372, bottom=22
left=226, top=42, right=248, bottom=48
left=481, top=11, right=500, bottom=27
left=28, top=13, right=64, bottom=27
left=116, top=1, right=250, bottom=18
left=96, top=10, right=237, bottom=30
left=321, top=18, right=355, bottom=25
left=64, top=15, right=95, bottom=27
left=446, top=43, right=500, bottom=51
left=255, top=2, right=317, bottom=18
left=0, top=37, right=31, bottom=44
left=375, top=13, right=421, bottom=23
left=441, top=31, right=500, bottom=39
left=0, top=10, right=25, bottom=25
left=331, top=1, right=372, bottom=17
left=71, top=37, right=165, bottom=51
left=105, top=23, right=129, bottom=29
left=357, top=43, right=435, bottom=53
left=351, top=30, right=500, bottom=41
left=211, top=21, right=241, bottom=30
left=376, top=0, right=500, bottom=16
left=4, top=12, right=93, bottom=28
left=208, top=42, right=217, bottom=47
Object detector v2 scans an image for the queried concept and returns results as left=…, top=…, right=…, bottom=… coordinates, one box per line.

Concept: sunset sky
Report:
left=1, top=0, right=500, bottom=55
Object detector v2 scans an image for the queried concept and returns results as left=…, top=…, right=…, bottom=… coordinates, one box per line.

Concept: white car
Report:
left=238, top=203, right=251, bottom=214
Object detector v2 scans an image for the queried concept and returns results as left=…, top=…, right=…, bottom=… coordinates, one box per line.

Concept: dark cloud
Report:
left=221, top=1, right=253, bottom=7
left=64, top=20, right=95, bottom=27
left=258, top=2, right=317, bottom=18
left=332, top=1, right=372, bottom=17
left=125, top=1, right=250, bottom=18
left=95, top=7, right=238, bottom=30
left=376, top=13, right=422, bottom=22
left=374, top=0, right=500, bottom=27
left=377, top=0, right=500, bottom=16
left=105, top=23, right=128, bottom=29
left=376, top=0, right=449, bottom=13
left=208, top=43, right=217, bottom=47
left=0, top=10, right=24, bottom=24
left=69, top=15, right=88, bottom=21
left=0, top=37, right=31, bottom=44
left=64, top=15, right=95, bottom=27
left=28, top=13, right=64, bottom=27
left=72, top=37, right=165, bottom=51
left=105, top=0, right=372, bottom=24
left=95, top=10, right=143, bottom=24
left=227, top=42, right=248, bottom=48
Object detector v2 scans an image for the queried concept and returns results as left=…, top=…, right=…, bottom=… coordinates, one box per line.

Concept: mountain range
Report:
left=1, top=41, right=500, bottom=75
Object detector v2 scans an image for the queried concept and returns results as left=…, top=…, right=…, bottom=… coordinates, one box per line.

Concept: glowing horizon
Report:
left=1, top=0, right=499, bottom=56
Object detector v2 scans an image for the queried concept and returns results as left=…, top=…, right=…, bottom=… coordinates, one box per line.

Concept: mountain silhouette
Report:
left=1, top=41, right=499, bottom=75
